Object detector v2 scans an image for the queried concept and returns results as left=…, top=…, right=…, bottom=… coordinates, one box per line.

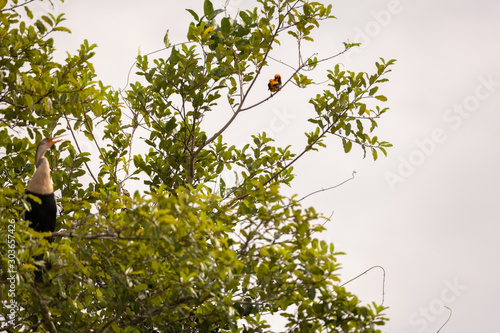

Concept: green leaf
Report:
left=204, top=0, right=214, bottom=18
left=24, top=6, right=33, bottom=19
left=163, top=29, right=170, bottom=48
left=356, top=119, right=363, bottom=133
left=52, top=26, right=72, bottom=33
left=239, top=11, right=252, bottom=25
left=132, top=283, right=148, bottom=292
left=307, top=287, right=316, bottom=300
left=342, top=139, right=352, bottom=153
left=111, top=323, right=120, bottom=333
left=41, top=15, right=53, bottom=26
left=186, top=9, right=200, bottom=22
left=359, top=103, right=366, bottom=115
left=208, top=9, right=224, bottom=20
left=35, top=21, right=46, bottom=34
left=221, top=17, right=231, bottom=36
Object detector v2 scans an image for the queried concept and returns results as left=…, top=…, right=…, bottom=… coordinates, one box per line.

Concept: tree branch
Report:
left=0, top=0, right=36, bottom=13
left=62, top=112, right=98, bottom=184
left=82, top=111, right=120, bottom=185
left=32, top=283, right=58, bottom=333
left=297, top=171, right=356, bottom=202
left=51, top=231, right=148, bottom=241
left=340, top=265, right=386, bottom=306
left=436, top=306, right=452, bottom=333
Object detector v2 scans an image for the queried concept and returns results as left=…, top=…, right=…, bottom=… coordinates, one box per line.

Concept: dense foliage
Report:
left=0, top=0, right=394, bottom=332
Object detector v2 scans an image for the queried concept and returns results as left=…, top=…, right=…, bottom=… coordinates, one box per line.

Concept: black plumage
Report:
left=25, top=191, right=57, bottom=233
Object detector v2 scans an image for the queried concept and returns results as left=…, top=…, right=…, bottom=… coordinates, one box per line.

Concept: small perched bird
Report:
left=268, top=74, right=282, bottom=93
left=25, top=136, right=63, bottom=281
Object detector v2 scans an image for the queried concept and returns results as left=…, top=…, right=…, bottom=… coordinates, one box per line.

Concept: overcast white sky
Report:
left=31, top=0, right=500, bottom=331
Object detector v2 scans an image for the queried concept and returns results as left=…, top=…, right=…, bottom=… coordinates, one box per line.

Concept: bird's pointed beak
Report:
left=48, top=135, right=66, bottom=146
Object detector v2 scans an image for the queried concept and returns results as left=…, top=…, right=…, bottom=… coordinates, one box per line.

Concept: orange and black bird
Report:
left=25, top=137, right=62, bottom=281
left=268, top=74, right=282, bottom=94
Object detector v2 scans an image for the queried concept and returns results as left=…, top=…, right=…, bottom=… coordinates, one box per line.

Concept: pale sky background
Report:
left=27, top=0, right=500, bottom=332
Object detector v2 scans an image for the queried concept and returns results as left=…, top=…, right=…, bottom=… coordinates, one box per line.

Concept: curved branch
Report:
left=436, top=306, right=452, bottom=333
left=340, top=265, right=386, bottom=305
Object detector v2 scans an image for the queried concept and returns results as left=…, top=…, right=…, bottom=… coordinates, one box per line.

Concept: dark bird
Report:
left=25, top=137, right=62, bottom=281
left=268, top=74, right=282, bottom=93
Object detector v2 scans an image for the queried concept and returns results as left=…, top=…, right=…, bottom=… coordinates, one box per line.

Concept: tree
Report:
left=0, top=0, right=395, bottom=332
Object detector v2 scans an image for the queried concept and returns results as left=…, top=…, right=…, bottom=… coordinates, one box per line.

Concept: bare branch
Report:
left=82, top=111, right=120, bottom=185
left=341, top=265, right=386, bottom=305
left=62, top=112, right=98, bottom=184
left=298, top=171, right=356, bottom=202
left=436, top=306, right=452, bottom=333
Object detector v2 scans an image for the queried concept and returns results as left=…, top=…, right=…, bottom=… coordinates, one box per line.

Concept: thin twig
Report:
left=62, top=112, right=98, bottom=184
left=341, top=265, right=386, bottom=305
left=82, top=112, right=120, bottom=185
left=0, top=0, right=36, bottom=13
left=238, top=52, right=317, bottom=112
left=436, top=306, right=452, bottom=333
left=122, top=41, right=196, bottom=91
left=298, top=171, right=356, bottom=202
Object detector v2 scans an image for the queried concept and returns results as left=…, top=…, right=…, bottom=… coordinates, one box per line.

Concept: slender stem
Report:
left=341, top=265, right=386, bottom=305
left=436, top=307, right=453, bottom=333
left=262, top=106, right=349, bottom=187
left=0, top=0, right=36, bottom=13
left=297, top=171, right=356, bottom=202
left=82, top=112, right=119, bottom=185
left=62, top=112, right=98, bottom=184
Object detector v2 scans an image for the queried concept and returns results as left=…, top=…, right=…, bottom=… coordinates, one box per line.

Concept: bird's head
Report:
left=35, top=136, right=65, bottom=167
left=39, top=136, right=64, bottom=151
left=274, top=74, right=282, bottom=84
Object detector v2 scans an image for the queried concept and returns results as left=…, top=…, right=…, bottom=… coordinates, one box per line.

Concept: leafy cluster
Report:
left=0, top=0, right=394, bottom=332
